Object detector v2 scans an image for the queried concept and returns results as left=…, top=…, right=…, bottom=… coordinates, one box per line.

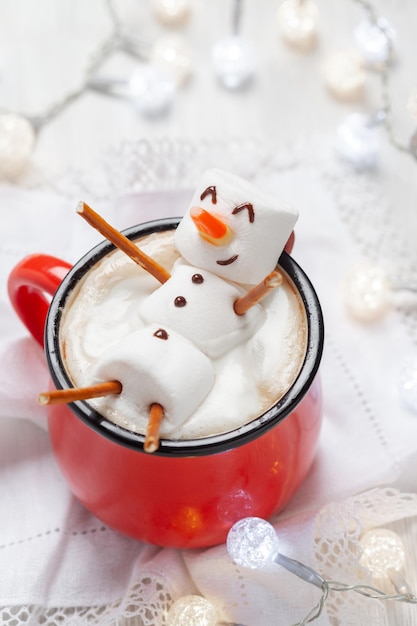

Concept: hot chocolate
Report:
left=60, top=228, right=307, bottom=440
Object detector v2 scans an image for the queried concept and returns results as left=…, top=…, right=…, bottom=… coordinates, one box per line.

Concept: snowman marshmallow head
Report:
left=174, top=168, right=299, bottom=285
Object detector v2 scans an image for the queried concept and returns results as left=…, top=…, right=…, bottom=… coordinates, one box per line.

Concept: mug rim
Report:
left=45, top=217, right=324, bottom=457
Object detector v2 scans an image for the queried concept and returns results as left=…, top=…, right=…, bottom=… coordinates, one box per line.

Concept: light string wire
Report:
left=0, top=0, right=148, bottom=133
left=292, top=578, right=417, bottom=626
left=0, top=0, right=415, bottom=160
left=227, top=519, right=417, bottom=626
left=351, top=0, right=415, bottom=159
left=287, top=561, right=417, bottom=625
left=275, top=548, right=417, bottom=625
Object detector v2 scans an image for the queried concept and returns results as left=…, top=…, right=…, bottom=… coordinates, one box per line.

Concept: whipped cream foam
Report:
left=60, top=229, right=307, bottom=440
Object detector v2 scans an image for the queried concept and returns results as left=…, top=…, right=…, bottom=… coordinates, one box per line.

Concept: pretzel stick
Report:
left=234, top=270, right=283, bottom=316
left=77, top=201, right=171, bottom=284
left=144, top=403, right=164, bottom=453
left=38, top=380, right=122, bottom=406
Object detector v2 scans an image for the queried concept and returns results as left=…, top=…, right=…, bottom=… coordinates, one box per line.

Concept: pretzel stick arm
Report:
left=77, top=202, right=171, bottom=284
left=144, top=403, right=164, bottom=453
left=234, top=270, right=283, bottom=316
left=38, top=380, right=122, bottom=405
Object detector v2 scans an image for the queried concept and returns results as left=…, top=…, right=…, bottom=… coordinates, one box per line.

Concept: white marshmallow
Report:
left=139, top=261, right=265, bottom=357
left=91, top=324, right=215, bottom=434
left=175, top=168, right=298, bottom=284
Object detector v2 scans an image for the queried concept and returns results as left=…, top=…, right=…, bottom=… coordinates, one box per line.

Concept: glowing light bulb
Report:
left=344, top=262, right=391, bottom=322
left=322, top=50, right=365, bottom=101
left=277, top=0, right=319, bottom=51
left=336, top=113, right=380, bottom=170
left=166, top=595, right=218, bottom=626
left=150, top=35, right=193, bottom=87
left=152, top=0, right=191, bottom=27
left=212, top=36, right=255, bottom=90
left=359, top=527, right=415, bottom=596
left=360, top=528, right=406, bottom=578
left=0, top=113, right=35, bottom=177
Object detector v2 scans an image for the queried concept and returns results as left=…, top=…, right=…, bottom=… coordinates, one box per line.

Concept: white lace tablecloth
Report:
left=0, top=135, right=417, bottom=626
left=1, top=0, right=417, bottom=623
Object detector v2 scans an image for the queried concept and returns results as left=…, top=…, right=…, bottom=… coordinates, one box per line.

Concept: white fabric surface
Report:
left=0, top=0, right=417, bottom=623
left=0, top=136, right=417, bottom=625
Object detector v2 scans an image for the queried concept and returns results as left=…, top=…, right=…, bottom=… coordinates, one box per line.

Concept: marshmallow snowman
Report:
left=83, top=169, right=298, bottom=448
left=92, top=324, right=215, bottom=434
left=174, top=168, right=298, bottom=285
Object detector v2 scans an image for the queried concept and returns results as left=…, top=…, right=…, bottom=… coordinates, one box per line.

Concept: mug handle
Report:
left=8, top=254, right=72, bottom=348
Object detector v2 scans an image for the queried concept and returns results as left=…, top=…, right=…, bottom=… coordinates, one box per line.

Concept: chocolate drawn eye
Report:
left=232, top=202, right=255, bottom=223
left=174, top=296, right=187, bottom=307
left=200, top=186, right=217, bottom=204
left=154, top=328, right=169, bottom=340
left=192, top=273, right=204, bottom=284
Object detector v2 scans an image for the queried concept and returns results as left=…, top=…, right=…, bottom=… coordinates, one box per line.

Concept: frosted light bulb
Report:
left=360, top=529, right=406, bottom=578
left=354, top=17, right=395, bottom=67
left=0, top=113, right=35, bottom=177
left=322, top=50, right=365, bottom=101
left=227, top=517, right=279, bottom=569
left=277, top=0, right=319, bottom=51
left=212, top=36, right=255, bottom=90
left=399, top=356, right=417, bottom=414
left=344, top=262, right=390, bottom=322
left=227, top=517, right=326, bottom=588
left=128, top=66, right=175, bottom=117
left=336, top=113, right=380, bottom=170
left=166, top=595, right=218, bottom=626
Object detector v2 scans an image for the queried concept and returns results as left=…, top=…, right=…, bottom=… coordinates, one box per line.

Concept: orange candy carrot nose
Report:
left=190, top=207, right=234, bottom=246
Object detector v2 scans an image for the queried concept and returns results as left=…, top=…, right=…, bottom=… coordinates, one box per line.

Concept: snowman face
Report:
left=175, top=168, right=298, bottom=285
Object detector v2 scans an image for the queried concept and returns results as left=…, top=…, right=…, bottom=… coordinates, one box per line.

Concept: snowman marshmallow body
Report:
left=139, top=260, right=265, bottom=358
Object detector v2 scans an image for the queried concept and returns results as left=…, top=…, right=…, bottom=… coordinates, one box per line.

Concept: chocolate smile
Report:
left=216, top=254, right=239, bottom=266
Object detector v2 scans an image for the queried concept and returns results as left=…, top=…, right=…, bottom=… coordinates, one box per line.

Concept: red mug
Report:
left=8, top=218, right=324, bottom=548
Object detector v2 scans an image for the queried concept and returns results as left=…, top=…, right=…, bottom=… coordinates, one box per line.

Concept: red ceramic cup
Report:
left=8, top=218, right=324, bottom=548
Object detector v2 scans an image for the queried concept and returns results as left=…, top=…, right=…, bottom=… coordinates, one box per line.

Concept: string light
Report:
left=343, top=262, right=391, bottom=323
left=399, top=356, right=417, bottom=415
left=343, top=261, right=417, bottom=323
left=0, top=0, right=415, bottom=179
left=166, top=594, right=245, bottom=626
left=277, top=0, right=320, bottom=51
left=166, top=595, right=219, bottom=626
left=359, top=528, right=414, bottom=595
left=211, top=0, right=255, bottom=90
left=322, top=49, right=366, bottom=101
left=227, top=517, right=417, bottom=625
left=0, top=0, right=192, bottom=176
left=335, top=112, right=382, bottom=170
left=151, top=0, right=192, bottom=27
left=0, top=113, right=36, bottom=177
left=353, top=16, right=396, bottom=68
